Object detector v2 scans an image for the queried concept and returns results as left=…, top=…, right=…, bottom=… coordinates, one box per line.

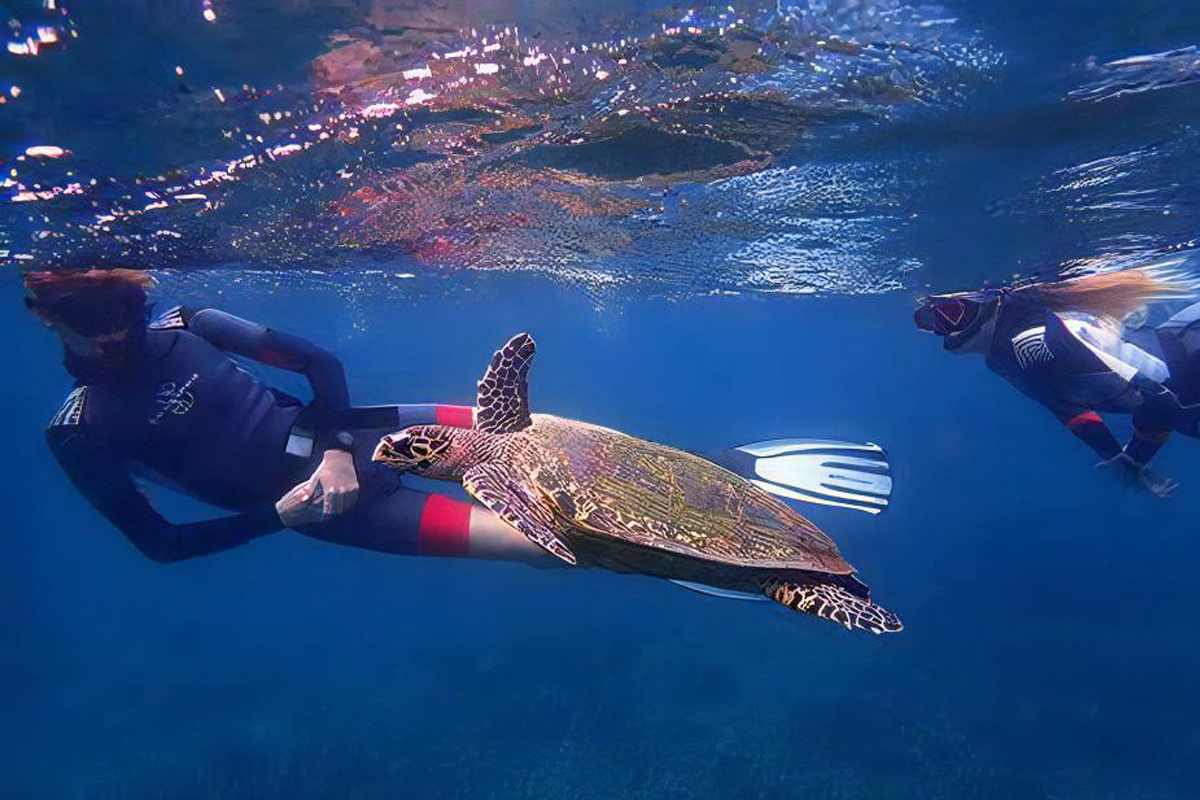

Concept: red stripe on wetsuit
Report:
left=1065, top=411, right=1103, bottom=429
left=414, top=405, right=474, bottom=556
left=435, top=404, right=474, bottom=428
left=1063, top=410, right=1122, bottom=460
left=416, top=494, right=473, bottom=556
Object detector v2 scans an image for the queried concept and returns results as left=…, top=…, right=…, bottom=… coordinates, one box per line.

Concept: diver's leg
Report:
left=1158, top=347, right=1200, bottom=430
left=466, top=499, right=558, bottom=563
left=1158, top=302, right=1200, bottom=394
left=1172, top=353, right=1200, bottom=408
left=1158, top=300, right=1200, bottom=341
left=293, top=424, right=544, bottom=563
left=303, top=482, right=548, bottom=563
left=1148, top=303, right=1200, bottom=431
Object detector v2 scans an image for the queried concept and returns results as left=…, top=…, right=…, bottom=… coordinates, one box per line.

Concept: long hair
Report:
left=1034, top=265, right=1200, bottom=322
left=24, top=269, right=156, bottom=306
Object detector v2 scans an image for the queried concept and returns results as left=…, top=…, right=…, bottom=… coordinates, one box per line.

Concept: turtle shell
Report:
left=512, top=414, right=855, bottom=575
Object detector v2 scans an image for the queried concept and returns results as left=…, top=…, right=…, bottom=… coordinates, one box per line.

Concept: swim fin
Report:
left=717, top=438, right=892, bottom=515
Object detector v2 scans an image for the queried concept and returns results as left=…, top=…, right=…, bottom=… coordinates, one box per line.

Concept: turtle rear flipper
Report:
left=765, top=579, right=902, bottom=634
left=463, top=463, right=577, bottom=565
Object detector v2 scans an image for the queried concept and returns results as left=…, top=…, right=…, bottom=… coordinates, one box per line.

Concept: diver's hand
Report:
left=1096, top=452, right=1178, bottom=497
left=275, top=450, right=360, bottom=526
left=1135, top=464, right=1179, bottom=497
left=307, top=449, right=360, bottom=517
left=275, top=482, right=326, bottom=527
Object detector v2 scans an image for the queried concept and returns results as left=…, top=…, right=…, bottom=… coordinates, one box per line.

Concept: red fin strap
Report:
left=417, top=494, right=472, bottom=557
left=1065, top=411, right=1103, bottom=430
left=435, top=404, right=474, bottom=429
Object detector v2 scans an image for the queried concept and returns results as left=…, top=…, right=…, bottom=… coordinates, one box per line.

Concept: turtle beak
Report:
left=372, top=435, right=399, bottom=467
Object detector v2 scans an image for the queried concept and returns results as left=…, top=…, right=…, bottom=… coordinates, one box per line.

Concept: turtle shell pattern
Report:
left=494, top=413, right=855, bottom=575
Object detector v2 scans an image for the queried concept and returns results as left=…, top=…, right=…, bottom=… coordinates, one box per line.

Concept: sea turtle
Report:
left=373, top=333, right=901, bottom=633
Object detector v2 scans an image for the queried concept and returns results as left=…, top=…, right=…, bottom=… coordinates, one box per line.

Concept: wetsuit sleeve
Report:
left=1124, top=423, right=1170, bottom=466
left=47, top=427, right=282, bottom=564
left=1058, top=410, right=1122, bottom=461
left=1005, top=361, right=1123, bottom=460
left=394, top=404, right=475, bottom=429
left=187, top=308, right=350, bottom=415
left=1127, top=379, right=1175, bottom=464
left=986, top=304, right=1127, bottom=462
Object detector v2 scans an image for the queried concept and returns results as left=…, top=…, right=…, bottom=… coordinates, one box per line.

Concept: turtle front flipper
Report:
left=476, top=333, right=535, bottom=434
left=764, top=579, right=903, bottom=634
left=463, top=463, right=577, bottom=565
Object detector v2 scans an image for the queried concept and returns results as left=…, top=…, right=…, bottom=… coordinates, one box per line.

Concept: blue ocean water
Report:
left=4, top=2, right=1200, bottom=798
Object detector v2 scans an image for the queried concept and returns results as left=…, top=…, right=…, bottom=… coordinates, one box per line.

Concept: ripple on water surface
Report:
left=2, top=0, right=999, bottom=300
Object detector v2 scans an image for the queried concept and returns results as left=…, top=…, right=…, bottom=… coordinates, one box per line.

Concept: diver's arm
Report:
left=1058, top=409, right=1178, bottom=496
left=1124, top=423, right=1170, bottom=467
left=187, top=308, right=350, bottom=414
left=48, top=429, right=282, bottom=563
left=186, top=309, right=479, bottom=430
left=1059, top=410, right=1123, bottom=461
left=1121, top=374, right=1191, bottom=466
left=1130, top=373, right=1200, bottom=437
left=999, top=335, right=1123, bottom=461
left=1117, top=375, right=1200, bottom=494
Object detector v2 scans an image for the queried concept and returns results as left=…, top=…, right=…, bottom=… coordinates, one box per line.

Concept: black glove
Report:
left=1096, top=451, right=1178, bottom=497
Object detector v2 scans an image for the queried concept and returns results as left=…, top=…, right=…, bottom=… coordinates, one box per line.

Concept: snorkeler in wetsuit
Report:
left=914, top=267, right=1200, bottom=497
left=29, top=269, right=543, bottom=563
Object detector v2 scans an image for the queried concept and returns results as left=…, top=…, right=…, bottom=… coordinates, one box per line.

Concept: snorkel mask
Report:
left=24, top=271, right=151, bottom=371
left=914, top=288, right=1004, bottom=351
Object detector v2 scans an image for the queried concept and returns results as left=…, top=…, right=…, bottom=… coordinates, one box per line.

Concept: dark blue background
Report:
left=8, top=277, right=1200, bottom=799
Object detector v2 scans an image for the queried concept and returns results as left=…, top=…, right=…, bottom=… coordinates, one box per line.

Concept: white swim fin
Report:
left=717, top=438, right=892, bottom=515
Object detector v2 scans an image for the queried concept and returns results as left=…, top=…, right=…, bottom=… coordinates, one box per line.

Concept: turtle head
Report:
left=373, top=425, right=466, bottom=479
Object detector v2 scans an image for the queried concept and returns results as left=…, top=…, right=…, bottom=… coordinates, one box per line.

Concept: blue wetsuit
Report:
left=46, top=306, right=477, bottom=562
left=982, top=289, right=1200, bottom=463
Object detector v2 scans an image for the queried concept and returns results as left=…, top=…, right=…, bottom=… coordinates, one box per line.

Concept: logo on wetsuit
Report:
left=150, top=373, right=199, bottom=424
